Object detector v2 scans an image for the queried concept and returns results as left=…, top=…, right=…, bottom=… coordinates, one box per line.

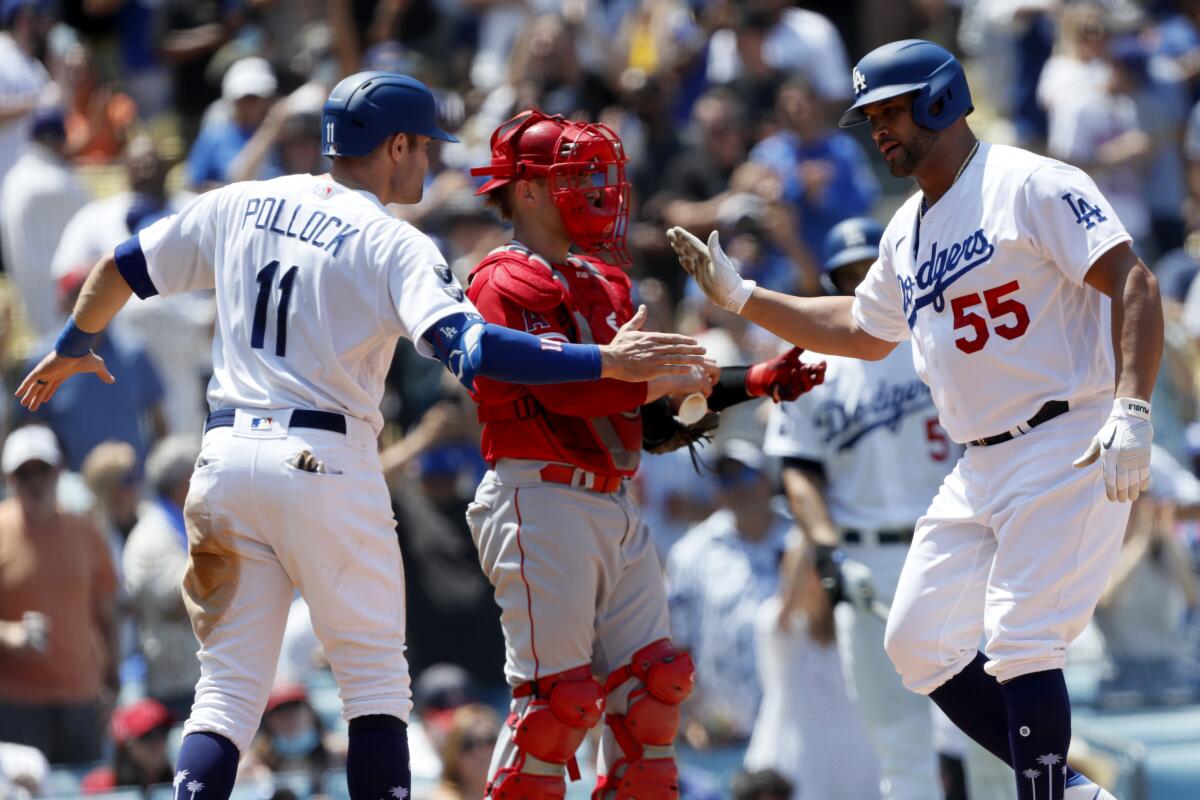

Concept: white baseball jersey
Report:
left=764, top=343, right=954, bottom=530
left=117, top=173, right=475, bottom=433
left=852, top=143, right=1130, bottom=444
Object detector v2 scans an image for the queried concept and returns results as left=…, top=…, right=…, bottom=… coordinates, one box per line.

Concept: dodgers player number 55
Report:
left=17, top=72, right=704, bottom=800
left=669, top=39, right=1162, bottom=800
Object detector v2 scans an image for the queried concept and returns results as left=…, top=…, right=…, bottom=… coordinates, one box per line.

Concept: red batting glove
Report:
left=746, top=347, right=827, bottom=402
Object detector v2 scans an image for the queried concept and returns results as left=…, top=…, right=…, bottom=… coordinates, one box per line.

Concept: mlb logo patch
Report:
left=313, top=184, right=334, bottom=199
left=251, top=417, right=274, bottom=430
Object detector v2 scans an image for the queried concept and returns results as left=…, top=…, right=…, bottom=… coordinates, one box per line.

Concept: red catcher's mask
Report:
left=471, top=109, right=630, bottom=264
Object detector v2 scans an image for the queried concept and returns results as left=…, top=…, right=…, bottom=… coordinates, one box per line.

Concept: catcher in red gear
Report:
left=464, top=109, right=824, bottom=800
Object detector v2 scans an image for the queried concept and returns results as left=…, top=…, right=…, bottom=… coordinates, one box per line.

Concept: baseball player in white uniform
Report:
left=765, top=217, right=956, bottom=800
left=669, top=40, right=1163, bottom=800
left=17, top=73, right=704, bottom=800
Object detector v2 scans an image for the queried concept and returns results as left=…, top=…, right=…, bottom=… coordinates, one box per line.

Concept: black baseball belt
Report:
left=204, top=408, right=347, bottom=435
left=842, top=528, right=914, bottom=545
left=967, top=400, right=1069, bottom=448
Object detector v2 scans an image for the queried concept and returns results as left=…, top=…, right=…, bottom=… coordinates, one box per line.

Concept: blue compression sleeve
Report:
left=424, top=313, right=602, bottom=389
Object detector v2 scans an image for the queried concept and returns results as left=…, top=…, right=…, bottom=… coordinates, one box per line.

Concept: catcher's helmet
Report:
left=839, top=39, right=972, bottom=130
left=321, top=71, right=457, bottom=158
left=471, top=109, right=630, bottom=261
left=821, top=217, right=883, bottom=295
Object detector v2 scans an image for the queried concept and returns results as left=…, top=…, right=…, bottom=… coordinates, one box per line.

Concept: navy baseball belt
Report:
left=843, top=528, right=914, bottom=546
left=967, top=400, right=1069, bottom=448
left=204, top=408, right=347, bottom=435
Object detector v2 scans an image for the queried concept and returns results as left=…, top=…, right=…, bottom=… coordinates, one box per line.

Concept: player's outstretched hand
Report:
left=601, top=305, right=707, bottom=382
left=16, top=350, right=115, bottom=412
left=1072, top=398, right=1152, bottom=503
left=666, top=227, right=756, bottom=313
left=746, top=346, right=827, bottom=402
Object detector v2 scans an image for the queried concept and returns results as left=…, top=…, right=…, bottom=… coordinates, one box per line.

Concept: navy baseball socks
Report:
left=347, top=714, right=411, bottom=800
left=929, top=652, right=1095, bottom=799
left=173, top=731, right=239, bottom=800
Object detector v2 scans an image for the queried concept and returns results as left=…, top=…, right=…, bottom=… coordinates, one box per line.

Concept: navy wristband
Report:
left=54, top=315, right=100, bottom=358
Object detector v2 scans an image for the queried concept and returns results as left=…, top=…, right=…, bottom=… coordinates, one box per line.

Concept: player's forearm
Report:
left=1109, top=260, right=1163, bottom=401
left=741, top=289, right=895, bottom=360
left=72, top=255, right=135, bottom=334
left=781, top=466, right=839, bottom=548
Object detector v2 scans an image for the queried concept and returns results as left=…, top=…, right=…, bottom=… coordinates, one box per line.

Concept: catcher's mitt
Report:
left=641, top=397, right=720, bottom=456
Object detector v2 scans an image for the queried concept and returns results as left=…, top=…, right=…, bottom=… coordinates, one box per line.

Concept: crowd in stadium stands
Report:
left=0, top=0, right=1197, bottom=798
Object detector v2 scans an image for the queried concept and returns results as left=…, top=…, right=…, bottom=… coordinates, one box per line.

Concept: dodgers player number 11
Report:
left=670, top=39, right=1162, bottom=800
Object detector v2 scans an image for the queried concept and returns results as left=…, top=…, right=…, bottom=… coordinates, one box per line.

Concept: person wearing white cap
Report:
left=187, top=57, right=279, bottom=190
left=0, top=425, right=119, bottom=764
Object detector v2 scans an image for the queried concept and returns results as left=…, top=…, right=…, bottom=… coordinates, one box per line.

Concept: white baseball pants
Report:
left=182, top=410, right=410, bottom=752
left=884, top=399, right=1131, bottom=694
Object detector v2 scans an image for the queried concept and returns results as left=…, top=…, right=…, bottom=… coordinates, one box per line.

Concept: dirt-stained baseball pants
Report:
left=182, top=410, right=411, bottom=752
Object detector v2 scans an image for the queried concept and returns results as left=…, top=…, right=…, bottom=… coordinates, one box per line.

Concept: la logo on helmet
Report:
left=853, top=68, right=867, bottom=95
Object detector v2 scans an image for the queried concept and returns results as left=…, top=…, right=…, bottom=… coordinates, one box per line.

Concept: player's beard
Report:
left=888, top=127, right=939, bottom=178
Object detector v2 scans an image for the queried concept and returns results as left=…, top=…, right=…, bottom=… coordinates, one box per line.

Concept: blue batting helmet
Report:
left=321, top=71, right=457, bottom=158
left=839, top=39, right=972, bottom=130
left=822, top=217, right=883, bottom=294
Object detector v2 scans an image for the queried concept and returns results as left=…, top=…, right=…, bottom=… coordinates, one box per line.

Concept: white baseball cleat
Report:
left=1064, top=781, right=1117, bottom=799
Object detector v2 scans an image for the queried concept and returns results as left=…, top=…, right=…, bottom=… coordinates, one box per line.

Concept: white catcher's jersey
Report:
left=764, top=343, right=954, bottom=530
left=117, top=174, right=475, bottom=434
left=852, top=143, right=1130, bottom=444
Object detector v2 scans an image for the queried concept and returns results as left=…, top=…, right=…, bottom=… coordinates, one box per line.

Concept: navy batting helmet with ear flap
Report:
left=839, top=39, right=972, bottom=130
left=321, top=71, right=457, bottom=158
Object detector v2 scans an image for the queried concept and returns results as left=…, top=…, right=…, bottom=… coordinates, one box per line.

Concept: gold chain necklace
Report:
left=920, top=140, right=980, bottom=218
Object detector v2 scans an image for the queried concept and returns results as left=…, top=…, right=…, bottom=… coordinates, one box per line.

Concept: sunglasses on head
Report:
left=462, top=732, right=498, bottom=751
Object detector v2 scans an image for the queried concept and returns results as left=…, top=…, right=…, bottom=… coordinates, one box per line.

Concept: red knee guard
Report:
left=489, top=771, right=567, bottom=800
left=512, top=666, right=605, bottom=764
left=593, top=640, right=694, bottom=800
left=487, top=667, right=605, bottom=799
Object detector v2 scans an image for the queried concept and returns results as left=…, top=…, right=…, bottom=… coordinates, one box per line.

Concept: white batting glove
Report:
left=666, top=227, right=756, bottom=313
left=1072, top=398, right=1153, bottom=503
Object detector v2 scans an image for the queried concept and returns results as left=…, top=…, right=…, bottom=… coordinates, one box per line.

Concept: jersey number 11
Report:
left=251, top=260, right=300, bottom=357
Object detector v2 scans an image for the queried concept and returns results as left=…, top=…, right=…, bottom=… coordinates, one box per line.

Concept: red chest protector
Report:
left=468, top=243, right=642, bottom=475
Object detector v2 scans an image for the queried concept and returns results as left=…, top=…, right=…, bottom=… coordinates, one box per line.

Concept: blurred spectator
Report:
left=0, top=0, right=51, bottom=274
left=1037, top=2, right=1112, bottom=117
left=656, top=89, right=752, bottom=231
left=0, top=426, right=118, bottom=764
left=53, top=134, right=213, bottom=435
left=750, top=78, right=879, bottom=265
left=124, top=435, right=200, bottom=719
left=81, top=441, right=141, bottom=575
left=744, top=538, right=881, bottom=800
left=229, top=82, right=329, bottom=184
left=710, top=193, right=810, bottom=295
left=0, top=107, right=89, bottom=337
left=1108, top=36, right=1190, bottom=259
left=706, top=0, right=851, bottom=109
left=731, top=768, right=794, bottom=800
left=423, top=190, right=507, bottom=281
left=187, top=56, right=278, bottom=190
left=666, top=439, right=789, bottom=745
left=239, top=684, right=339, bottom=794
left=81, top=699, right=175, bottom=794
left=20, top=270, right=166, bottom=471
left=157, top=0, right=236, bottom=142
left=116, top=0, right=172, bottom=117
left=633, top=445, right=719, bottom=560
left=81, top=440, right=141, bottom=665
left=1094, top=491, right=1199, bottom=702
left=1046, top=35, right=1152, bottom=247
left=61, top=42, right=138, bottom=163
left=387, top=401, right=504, bottom=688
left=411, top=663, right=478, bottom=763
left=429, top=704, right=500, bottom=800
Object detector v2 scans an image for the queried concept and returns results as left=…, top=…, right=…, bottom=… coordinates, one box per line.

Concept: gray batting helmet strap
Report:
left=839, top=39, right=973, bottom=130
left=321, top=71, right=457, bottom=158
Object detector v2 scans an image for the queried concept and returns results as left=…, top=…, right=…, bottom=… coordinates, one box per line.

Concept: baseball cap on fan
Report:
left=2, top=426, right=62, bottom=475
left=222, top=57, right=277, bottom=101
